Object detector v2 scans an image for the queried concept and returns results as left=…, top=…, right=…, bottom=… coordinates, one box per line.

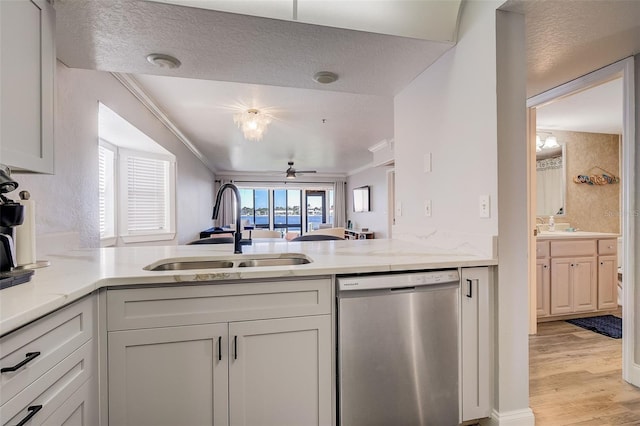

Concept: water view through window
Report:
left=239, top=187, right=334, bottom=234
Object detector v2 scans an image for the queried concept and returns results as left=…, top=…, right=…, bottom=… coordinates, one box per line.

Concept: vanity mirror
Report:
left=536, top=142, right=566, bottom=216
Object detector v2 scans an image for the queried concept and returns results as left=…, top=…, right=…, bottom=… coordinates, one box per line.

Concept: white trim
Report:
left=621, top=56, right=636, bottom=384
left=120, top=232, right=176, bottom=244
left=111, top=72, right=215, bottom=172
left=346, top=162, right=374, bottom=176
left=484, top=408, right=535, bottom=426
left=367, top=139, right=390, bottom=153
left=100, top=236, right=116, bottom=247
left=527, top=57, right=637, bottom=386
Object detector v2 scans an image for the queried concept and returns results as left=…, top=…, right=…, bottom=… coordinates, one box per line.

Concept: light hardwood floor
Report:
left=530, top=316, right=640, bottom=425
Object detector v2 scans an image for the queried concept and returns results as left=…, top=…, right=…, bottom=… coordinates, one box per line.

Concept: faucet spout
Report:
left=212, top=183, right=243, bottom=254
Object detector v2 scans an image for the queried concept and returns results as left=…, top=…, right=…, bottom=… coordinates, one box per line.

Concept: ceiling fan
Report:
left=285, top=161, right=316, bottom=179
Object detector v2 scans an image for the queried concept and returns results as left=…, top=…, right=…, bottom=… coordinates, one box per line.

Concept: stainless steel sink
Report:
left=144, top=253, right=312, bottom=271
left=146, top=260, right=235, bottom=271
left=237, top=257, right=311, bottom=267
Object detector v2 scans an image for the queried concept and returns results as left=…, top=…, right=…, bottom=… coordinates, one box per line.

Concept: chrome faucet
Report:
left=212, top=183, right=243, bottom=254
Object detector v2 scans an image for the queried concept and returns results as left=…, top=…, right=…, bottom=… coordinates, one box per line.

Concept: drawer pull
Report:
left=543, top=264, right=548, bottom=269
left=1, top=352, right=41, bottom=373
left=14, top=405, right=42, bottom=426
left=218, top=336, right=222, bottom=361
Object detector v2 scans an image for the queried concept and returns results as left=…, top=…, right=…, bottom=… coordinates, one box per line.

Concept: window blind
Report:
left=126, top=156, right=169, bottom=233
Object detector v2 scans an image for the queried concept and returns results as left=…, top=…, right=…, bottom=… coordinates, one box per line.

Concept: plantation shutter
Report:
left=126, top=156, right=169, bottom=232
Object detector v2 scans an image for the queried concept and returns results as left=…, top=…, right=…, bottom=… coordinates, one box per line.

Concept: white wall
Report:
left=346, top=166, right=390, bottom=238
left=14, top=62, right=215, bottom=253
left=393, top=1, right=499, bottom=257
left=394, top=1, right=533, bottom=423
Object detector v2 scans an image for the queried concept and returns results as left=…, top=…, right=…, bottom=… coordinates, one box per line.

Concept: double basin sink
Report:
left=144, top=253, right=312, bottom=271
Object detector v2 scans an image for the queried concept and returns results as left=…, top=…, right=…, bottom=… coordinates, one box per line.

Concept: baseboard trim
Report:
left=483, top=408, right=535, bottom=426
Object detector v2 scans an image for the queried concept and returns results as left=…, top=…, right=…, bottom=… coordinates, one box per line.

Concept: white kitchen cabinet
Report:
left=0, top=0, right=55, bottom=173
left=108, top=323, right=229, bottom=426
left=40, top=378, right=97, bottom=426
left=229, top=315, right=331, bottom=426
left=460, top=267, right=491, bottom=422
left=105, top=278, right=332, bottom=426
left=0, top=297, right=96, bottom=426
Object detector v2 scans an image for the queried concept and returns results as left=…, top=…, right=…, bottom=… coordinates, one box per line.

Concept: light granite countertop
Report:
left=537, top=231, right=620, bottom=240
left=0, top=239, right=496, bottom=336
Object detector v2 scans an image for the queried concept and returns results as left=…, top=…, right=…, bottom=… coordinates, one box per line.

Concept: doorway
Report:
left=527, top=58, right=637, bottom=385
left=306, top=190, right=327, bottom=231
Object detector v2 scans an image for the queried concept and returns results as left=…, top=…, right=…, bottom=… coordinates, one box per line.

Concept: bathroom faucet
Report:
left=212, top=183, right=243, bottom=254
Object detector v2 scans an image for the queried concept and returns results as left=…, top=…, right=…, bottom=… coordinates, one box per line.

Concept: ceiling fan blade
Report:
left=296, top=170, right=317, bottom=174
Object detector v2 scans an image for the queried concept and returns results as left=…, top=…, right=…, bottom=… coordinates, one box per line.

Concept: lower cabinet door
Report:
left=598, top=255, right=618, bottom=310
left=228, top=315, right=331, bottom=426
left=573, top=257, right=597, bottom=312
left=460, top=267, right=490, bottom=422
left=40, top=378, right=97, bottom=426
left=108, top=323, right=229, bottom=426
left=536, top=259, right=550, bottom=317
left=550, top=258, right=573, bottom=315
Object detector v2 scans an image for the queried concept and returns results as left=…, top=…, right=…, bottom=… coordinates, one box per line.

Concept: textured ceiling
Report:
left=55, top=0, right=454, bottom=96
left=54, top=0, right=457, bottom=174
left=502, top=0, right=640, bottom=97
left=55, top=1, right=640, bottom=175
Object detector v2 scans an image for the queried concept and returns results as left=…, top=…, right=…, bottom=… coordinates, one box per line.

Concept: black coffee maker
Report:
left=0, top=165, right=34, bottom=289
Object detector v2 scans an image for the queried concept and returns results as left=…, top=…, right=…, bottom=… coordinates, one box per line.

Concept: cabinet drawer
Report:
left=536, top=241, right=549, bottom=258
left=0, top=297, right=93, bottom=406
left=107, top=278, right=332, bottom=331
left=598, top=239, right=617, bottom=255
left=550, top=240, right=596, bottom=257
left=0, top=340, right=94, bottom=426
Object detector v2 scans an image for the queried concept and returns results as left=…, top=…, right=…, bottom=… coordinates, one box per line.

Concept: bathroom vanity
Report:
left=536, top=231, right=619, bottom=321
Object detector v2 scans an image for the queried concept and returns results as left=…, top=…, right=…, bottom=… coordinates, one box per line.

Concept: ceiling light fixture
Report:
left=233, top=109, right=272, bottom=141
left=313, top=71, right=338, bottom=84
left=536, top=132, right=560, bottom=151
left=542, top=135, right=559, bottom=149
left=146, top=53, right=181, bottom=69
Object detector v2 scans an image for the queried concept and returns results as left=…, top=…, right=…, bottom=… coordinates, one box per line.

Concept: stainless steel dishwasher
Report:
left=337, top=270, right=460, bottom=426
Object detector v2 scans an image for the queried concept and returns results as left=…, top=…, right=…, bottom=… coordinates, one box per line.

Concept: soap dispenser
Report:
left=548, top=215, right=555, bottom=232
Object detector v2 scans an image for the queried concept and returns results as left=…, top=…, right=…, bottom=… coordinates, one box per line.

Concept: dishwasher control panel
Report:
left=338, top=270, right=460, bottom=291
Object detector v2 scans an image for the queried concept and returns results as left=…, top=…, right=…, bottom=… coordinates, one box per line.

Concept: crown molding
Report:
left=111, top=72, right=215, bottom=172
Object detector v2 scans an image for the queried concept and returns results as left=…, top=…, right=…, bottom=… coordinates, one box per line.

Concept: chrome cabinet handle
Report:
left=1, top=352, right=41, bottom=373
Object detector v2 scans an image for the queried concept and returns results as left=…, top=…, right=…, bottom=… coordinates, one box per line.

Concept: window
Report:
left=235, top=185, right=334, bottom=235
left=240, top=188, right=269, bottom=228
left=121, top=151, right=174, bottom=237
left=99, top=103, right=176, bottom=245
left=99, top=143, right=116, bottom=241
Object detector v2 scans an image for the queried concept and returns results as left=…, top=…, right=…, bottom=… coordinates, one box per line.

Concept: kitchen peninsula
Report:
left=1, top=239, right=496, bottom=426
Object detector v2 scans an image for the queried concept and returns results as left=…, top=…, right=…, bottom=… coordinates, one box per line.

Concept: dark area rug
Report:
left=567, top=315, right=622, bottom=339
